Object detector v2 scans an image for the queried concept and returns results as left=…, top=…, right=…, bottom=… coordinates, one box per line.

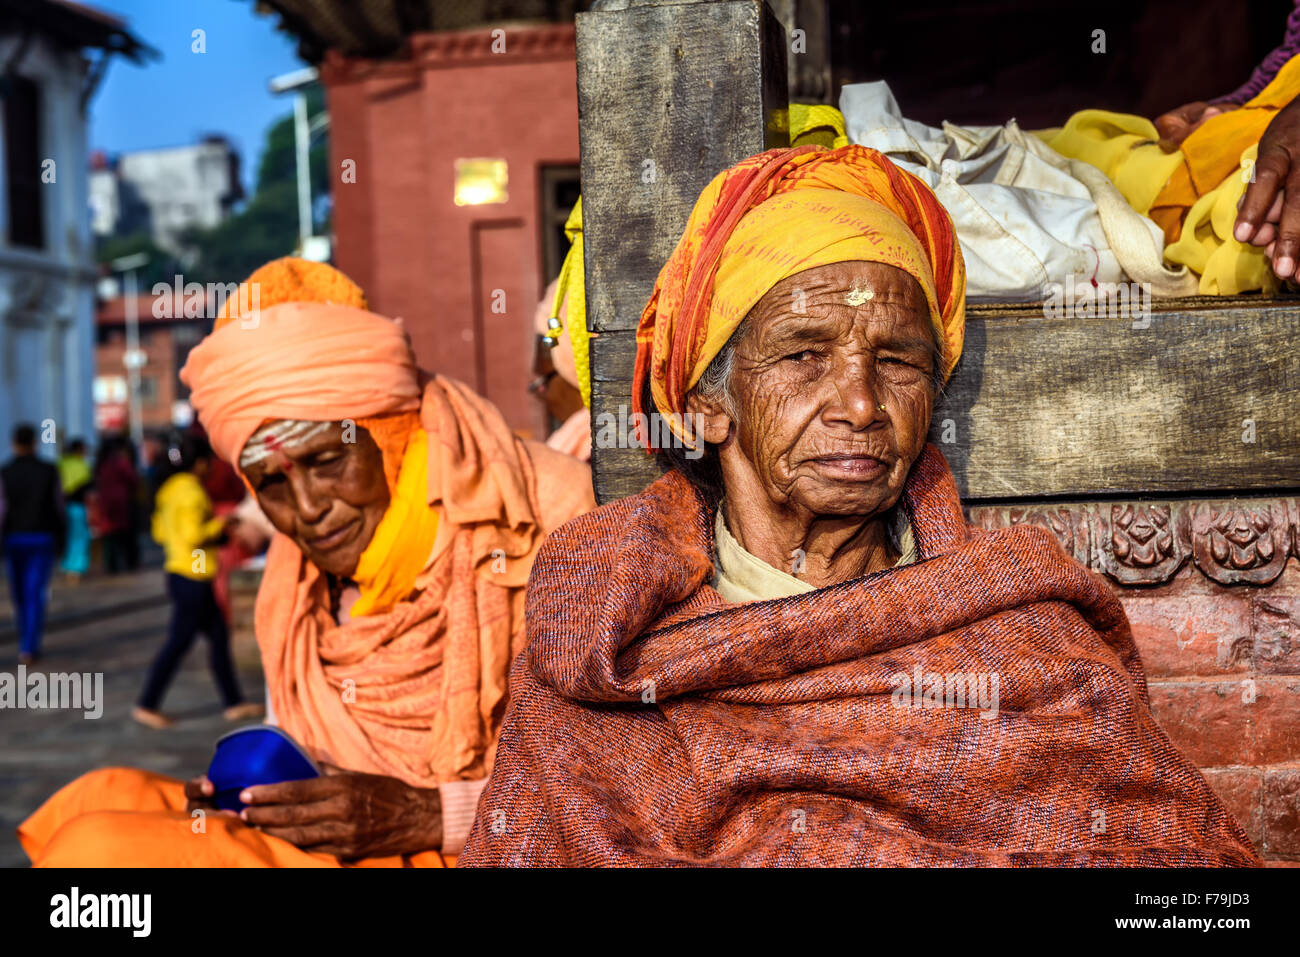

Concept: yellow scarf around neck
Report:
left=349, top=428, right=440, bottom=617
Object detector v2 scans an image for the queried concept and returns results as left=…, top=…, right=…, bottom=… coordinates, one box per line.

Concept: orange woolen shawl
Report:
left=182, top=301, right=596, bottom=785
left=632, top=145, right=966, bottom=445
left=460, top=445, right=1259, bottom=866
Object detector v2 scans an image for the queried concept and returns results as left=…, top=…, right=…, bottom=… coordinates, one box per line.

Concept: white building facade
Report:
left=109, top=140, right=242, bottom=257
left=0, top=1, right=145, bottom=455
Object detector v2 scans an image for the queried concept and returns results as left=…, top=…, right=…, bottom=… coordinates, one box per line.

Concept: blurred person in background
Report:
left=532, top=278, right=589, bottom=461
left=533, top=202, right=592, bottom=463
left=200, top=429, right=257, bottom=620
left=140, top=435, right=167, bottom=496
left=57, top=438, right=93, bottom=581
left=1, top=423, right=65, bottom=665
left=94, top=435, right=140, bottom=574
left=132, top=433, right=261, bottom=729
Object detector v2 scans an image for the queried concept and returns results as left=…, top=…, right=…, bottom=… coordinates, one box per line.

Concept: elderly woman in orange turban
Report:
left=460, top=146, right=1257, bottom=867
left=20, top=258, right=596, bottom=867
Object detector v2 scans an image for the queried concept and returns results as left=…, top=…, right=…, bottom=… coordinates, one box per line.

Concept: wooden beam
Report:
left=576, top=0, right=789, bottom=502
left=934, top=305, right=1300, bottom=500
left=589, top=330, right=664, bottom=501
left=588, top=304, right=1300, bottom=504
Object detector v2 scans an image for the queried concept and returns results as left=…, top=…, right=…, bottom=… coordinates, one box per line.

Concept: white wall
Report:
left=116, top=141, right=239, bottom=255
left=88, top=167, right=119, bottom=236
left=0, top=32, right=97, bottom=459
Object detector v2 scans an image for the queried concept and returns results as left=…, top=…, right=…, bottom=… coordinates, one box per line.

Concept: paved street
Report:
left=0, top=571, right=264, bottom=867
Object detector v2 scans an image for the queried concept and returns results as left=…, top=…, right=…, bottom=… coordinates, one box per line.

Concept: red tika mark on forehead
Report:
left=264, top=432, right=293, bottom=471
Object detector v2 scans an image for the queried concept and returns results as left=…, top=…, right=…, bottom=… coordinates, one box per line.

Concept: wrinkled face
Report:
left=696, top=260, right=937, bottom=521
left=241, top=423, right=390, bottom=578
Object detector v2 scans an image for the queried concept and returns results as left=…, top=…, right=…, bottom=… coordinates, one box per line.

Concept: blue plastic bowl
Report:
left=207, top=725, right=320, bottom=811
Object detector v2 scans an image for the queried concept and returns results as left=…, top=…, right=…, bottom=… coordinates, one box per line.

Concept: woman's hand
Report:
left=237, top=769, right=442, bottom=860
left=1236, top=96, right=1300, bottom=280
left=1155, top=100, right=1234, bottom=150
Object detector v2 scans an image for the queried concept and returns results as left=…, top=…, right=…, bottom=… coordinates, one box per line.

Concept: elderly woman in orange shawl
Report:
left=20, top=259, right=595, bottom=867
left=460, top=145, right=1258, bottom=867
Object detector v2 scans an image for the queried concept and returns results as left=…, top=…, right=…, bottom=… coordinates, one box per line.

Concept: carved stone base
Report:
left=968, top=498, right=1300, bottom=587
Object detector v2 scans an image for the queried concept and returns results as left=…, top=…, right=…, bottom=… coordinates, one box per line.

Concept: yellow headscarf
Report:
left=632, top=145, right=966, bottom=444
left=558, top=105, right=853, bottom=408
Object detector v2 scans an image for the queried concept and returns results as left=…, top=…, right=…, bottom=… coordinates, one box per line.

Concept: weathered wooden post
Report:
left=576, top=0, right=789, bottom=503
left=934, top=301, right=1300, bottom=499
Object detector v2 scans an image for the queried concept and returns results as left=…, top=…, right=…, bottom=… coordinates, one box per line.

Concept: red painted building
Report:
left=94, top=292, right=204, bottom=433
left=320, top=24, right=580, bottom=440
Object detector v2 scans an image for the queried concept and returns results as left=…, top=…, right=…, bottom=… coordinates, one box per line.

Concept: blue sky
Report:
left=88, top=0, right=308, bottom=192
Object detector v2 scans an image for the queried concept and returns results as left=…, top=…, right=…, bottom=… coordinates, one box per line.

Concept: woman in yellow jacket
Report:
left=133, top=434, right=262, bottom=728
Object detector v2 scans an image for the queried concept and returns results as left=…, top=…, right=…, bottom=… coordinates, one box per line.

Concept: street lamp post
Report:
left=293, top=91, right=312, bottom=248
left=269, top=67, right=323, bottom=258
left=110, top=251, right=150, bottom=455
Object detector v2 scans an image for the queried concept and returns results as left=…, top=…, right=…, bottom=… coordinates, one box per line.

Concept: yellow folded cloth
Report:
left=1042, top=52, right=1300, bottom=294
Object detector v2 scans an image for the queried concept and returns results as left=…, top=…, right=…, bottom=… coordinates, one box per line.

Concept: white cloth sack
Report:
left=839, top=82, right=1197, bottom=301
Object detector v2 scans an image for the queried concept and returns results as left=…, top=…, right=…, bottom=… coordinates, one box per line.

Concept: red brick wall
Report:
left=1124, top=561, right=1300, bottom=865
left=96, top=324, right=181, bottom=430
left=323, top=26, right=580, bottom=441
left=968, top=502, right=1300, bottom=864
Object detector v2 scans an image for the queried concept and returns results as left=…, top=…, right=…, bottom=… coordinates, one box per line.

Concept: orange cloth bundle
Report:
left=19, top=767, right=450, bottom=868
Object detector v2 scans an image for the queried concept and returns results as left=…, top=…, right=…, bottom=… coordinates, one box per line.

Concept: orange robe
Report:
left=19, top=377, right=595, bottom=867
left=19, top=767, right=450, bottom=868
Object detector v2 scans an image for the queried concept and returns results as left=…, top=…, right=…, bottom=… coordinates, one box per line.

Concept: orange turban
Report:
left=181, top=301, right=422, bottom=468
left=213, top=256, right=368, bottom=330
left=632, top=145, right=966, bottom=444
left=188, top=258, right=418, bottom=491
